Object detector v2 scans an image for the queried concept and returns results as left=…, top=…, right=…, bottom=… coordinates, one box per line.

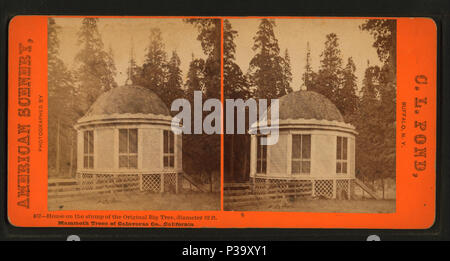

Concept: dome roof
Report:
left=277, top=91, right=344, bottom=122
left=83, top=85, right=170, bottom=117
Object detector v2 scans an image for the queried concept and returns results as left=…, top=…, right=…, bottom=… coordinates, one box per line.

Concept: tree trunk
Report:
left=242, top=135, right=249, bottom=182
left=229, top=135, right=234, bottom=182
left=372, top=178, right=376, bottom=199
left=56, top=117, right=61, bottom=176
left=69, top=129, right=74, bottom=178
left=209, top=171, right=213, bottom=192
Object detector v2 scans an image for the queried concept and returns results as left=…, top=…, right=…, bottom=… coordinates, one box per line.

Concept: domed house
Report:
left=74, top=84, right=182, bottom=193
left=249, top=91, right=357, bottom=199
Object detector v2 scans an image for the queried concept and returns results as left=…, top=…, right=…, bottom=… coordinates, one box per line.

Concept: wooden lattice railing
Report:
left=48, top=172, right=184, bottom=201
left=224, top=177, right=354, bottom=210
left=353, top=178, right=380, bottom=200
left=223, top=180, right=313, bottom=210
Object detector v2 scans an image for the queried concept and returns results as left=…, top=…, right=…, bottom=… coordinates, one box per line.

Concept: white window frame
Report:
left=83, top=130, right=94, bottom=169
left=336, top=136, right=348, bottom=174
left=291, top=134, right=311, bottom=175
left=163, top=130, right=175, bottom=169
left=118, top=128, right=138, bottom=169
left=256, top=135, right=267, bottom=174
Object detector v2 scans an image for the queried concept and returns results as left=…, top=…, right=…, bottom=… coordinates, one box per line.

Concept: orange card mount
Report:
left=8, top=16, right=436, bottom=229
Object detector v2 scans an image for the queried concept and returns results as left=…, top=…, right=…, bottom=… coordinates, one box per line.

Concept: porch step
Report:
left=181, top=172, right=206, bottom=192
left=354, top=178, right=380, bottom=200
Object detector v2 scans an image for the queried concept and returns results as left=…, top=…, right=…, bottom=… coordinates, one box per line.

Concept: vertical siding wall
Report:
left=77, top=131, right=83, bottom=170
left=312, top=130, right=356, bottom=178
left=312, top=133, right=336, bottom=177
left=95, top=128, right=115, bottom=169
left=268, top=133, right=287, bottom=176
left=176, top=134, right=182, bottom=171
left=349, top=136, right=356, bottom=177
left=249, top=135, right=257, bottom=178
left=255, top=129, right=356, bottom=179
left=77, top=126, right=176, bottom=172
left=140, top=128, right=162, bottom=171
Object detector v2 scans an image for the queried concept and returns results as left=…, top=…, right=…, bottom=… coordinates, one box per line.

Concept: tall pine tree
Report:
left=281, top=49, right=293, bottom=95
left=185, top=19, right=221, bottom=99
left=127, top=41, right=140, bottom=85
left=182, top=19, right=221, bottom=191
left=356, top=64, right=383, bottom=186
left=163, top=50, right=185, bottom=109
left=360, top=19, right=397, bottom=197
left=224, top=19, right=249, bottom=100
left=314, top=33, right=343, bottom=104
left=301, top=42, right=317, bottom=91
left=223, top=19, right=251, bottom=182
left=185, top=55, right=205, bottom=95
left=137, top=28, right=168, bottom=99
left=248, top=19, right=287, bottom=99
left=48, top=18, right=77, bottom=177
left=339, top=57, right=359, bottom=120
left=74, top=18, right=117, bottom=113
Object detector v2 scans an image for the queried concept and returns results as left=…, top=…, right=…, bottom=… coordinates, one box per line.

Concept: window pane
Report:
left=256, top=159, right=259, bottom=173
left=302, top=135, right=311, bottom=159
left=89, top=156, right=94, bottom=168
left=169, top=132, right=174, bottom=154
left=336, top=136, right=341, bottom=160
left=262, top=160, right=266, bottom=173
left=169, top=155, right=174, bottom=167
left=291, top=160, right=300, bottom=174
left=119, top=129, right=128, bottom=153
left=301, top=160, right=310, bottom=174
left=129, top=129, right=138, bottom=153
left=342, top=162, right=347, bottom=173
left=84, top=156, right=89, bottom=168
left=164, top=155, right=169, bottom=167
left=262, top=145, right=267, bottom=158
left=129, top=155, right=137, bottom=168
left=257, top=136, right=266, bottom=160
left=343, top=137, right=348, bottom=160
left=119, top=155, right=128, bottom=168
left=257, top=143, right=261, bottom=159
left=257, top=159, right=266, bottom=173
left=88, top=131, right=94, bottom=153
left=163, top=130, right=168, bottom=153
left=292, top=135, right=301, bottom=159
left=84, top=131, right=88, bottom=154
left=336, top=162, right=341, bottom=173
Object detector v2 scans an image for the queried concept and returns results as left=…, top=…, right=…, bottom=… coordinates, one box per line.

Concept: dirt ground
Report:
left=48, top=191, right=221, bottom=211
left=233, top=199, right=396, bottom=213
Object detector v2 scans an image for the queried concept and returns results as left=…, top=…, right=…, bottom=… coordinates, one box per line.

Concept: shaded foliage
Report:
left=182, top=19, right=222, bottom=190
left=135, top=28, right=168, bottom=103
left=355, top=20, right=396, bottom=198
left=223, top=19, right=252, bottom=182
left=313, top=33, right=343, bottom=103
left=74, top=18, right=117, bottom=113
left=301, top=42, right=317, bottom=91
left=339, top=57, right=359, bottom=120
left=248, top=19, right=291, bottom=99
left=164, top=51, right=185, bottom=110
left=48, top=18, right=78, bottom=177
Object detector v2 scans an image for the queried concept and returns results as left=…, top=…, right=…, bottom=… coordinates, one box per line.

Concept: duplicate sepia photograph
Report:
left=223, top=18, right=397, bottom=213
left=46, top=16, right=396, bottom=214
left=47, top=17, right=221, bottom=211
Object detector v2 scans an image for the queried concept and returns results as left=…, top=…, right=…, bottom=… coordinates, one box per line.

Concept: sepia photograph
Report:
left=47, top=17, right=221, bottom=211
left=46, top=16, right=396, bottom=213
left=223, top=18, right=397, bottom=213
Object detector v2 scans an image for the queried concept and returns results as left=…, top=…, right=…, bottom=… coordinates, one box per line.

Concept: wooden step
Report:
left=354, top=178, right=380, bottom=200
left=181, top=172, right=206, bottom=192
